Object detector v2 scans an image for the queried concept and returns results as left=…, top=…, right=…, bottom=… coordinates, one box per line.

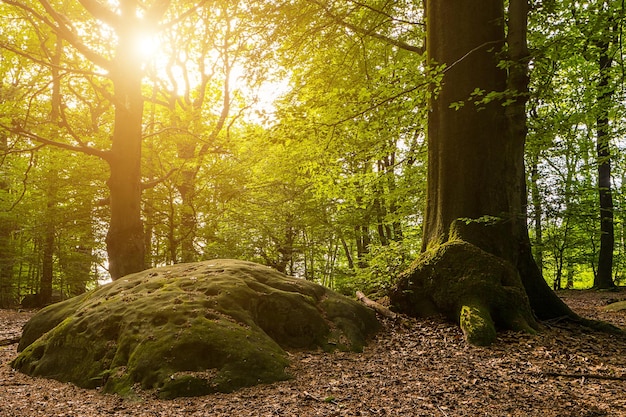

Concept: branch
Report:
left=309, top=0, right=424, bottom=54
left=443, top=40, right=504, bottom=74
left=346, top=0, right=425, bottom=27
left=2, top=123, right=110, bottom=160
left=141, top=168, right=177, bottom=190
left=158, top=0, right=210, bottom=31
left=356, top=291, right=397, bottom=319
left=77, top=0, right=119, bottom=28
left=145, top=0, right=171, bottom=25
left=1, top=146, right=40, bottom=212
left=319, top=81, right=428, bottom=127
left=0, top=337, right=20, bottom=347
left=35, top=0, right=112, bottom=71
left=538, top=371, right=626, bottom=381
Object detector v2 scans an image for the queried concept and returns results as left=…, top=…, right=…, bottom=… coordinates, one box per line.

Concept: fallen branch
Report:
left=356, top=291, right=397, bottom=320
left=0, top=336, right=20, bottom=346
left=302, top=391, right=338, bottom=404
left=539, top=371, right=626, bottom=381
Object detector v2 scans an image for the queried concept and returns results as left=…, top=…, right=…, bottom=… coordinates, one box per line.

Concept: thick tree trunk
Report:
left=0, top=135, right=16, bottom=308
left=105, top=9, right=146, bottom=280
left=392, top=0, right=576, bottom=344
left=422, top=0, right=521, bottom=255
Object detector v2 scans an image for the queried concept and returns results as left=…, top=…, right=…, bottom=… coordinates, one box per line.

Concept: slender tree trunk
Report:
left=355, top=224, right=370, bottom=268
left=566, top=262, right=574, bottom=289
left=40, top=171, right=58, bottom=306
left=175, top=145, right=198, bottom=264
left=40, top=218, right=54, bottom=305
left=38, top=37, right=63, bottom=301
left=594, top=34, right=615, bottom=289
left=340, top=234, right=355, bottom=270
left=508, top=0, right=574, bottom=319
left=529, top=154, right=543, bottom=271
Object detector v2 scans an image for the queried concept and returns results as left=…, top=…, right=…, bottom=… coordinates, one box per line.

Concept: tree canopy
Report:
left=0, top=0, right=625, bottom=313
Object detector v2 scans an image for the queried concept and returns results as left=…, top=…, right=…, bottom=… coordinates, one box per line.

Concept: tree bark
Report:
left=529, top=153, right=543, bottom=271
left=593, top=29, right=615, bottom=289
left=0, top=135, right=16, bottom=308
left=392, top=0, right=577, bottom=344
left=104, top=5, right=147, bottom=280
left=40, top=204, right=55, bottom=306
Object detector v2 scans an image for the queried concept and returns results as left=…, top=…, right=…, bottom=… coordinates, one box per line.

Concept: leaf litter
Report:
left=1, top=289, right=625, bottom=416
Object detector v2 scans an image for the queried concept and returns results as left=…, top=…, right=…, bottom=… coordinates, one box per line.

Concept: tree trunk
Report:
left=420, top=0, right=518, bottom=257
left=529, top=153, right=543, bottom=271
left=105, top=8, right=146, bottom=280
left=40, top=210, right=55, bottom=306
left=594, top=32, right=615, bottom=289
left=175, top=144, right=199, bottom=264
left=0, top=135, right=16, bottom=308
left=391, top=0, right=576, bottom=345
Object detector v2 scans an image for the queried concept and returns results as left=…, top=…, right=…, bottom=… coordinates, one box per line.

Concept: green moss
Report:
left=18, top=292, right=90, bottom=351
left=320, top=296, right=380, bottom=352
left=603, top=300, right=626, bottom=312
left=12, top=259, right=378, bottom=398
left=459, top=304, right=496, bottom=346
left=391, top=240, right=539, bottom=346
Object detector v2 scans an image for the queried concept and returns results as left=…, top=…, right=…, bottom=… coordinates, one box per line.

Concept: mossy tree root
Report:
left=459, top=303, right=497, bottom=346
left=391, top=240, right=539, bottom=346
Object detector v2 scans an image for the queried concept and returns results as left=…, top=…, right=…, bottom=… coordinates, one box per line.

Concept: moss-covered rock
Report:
left=390, top=240, right=539, bottom=346
left=12, top=260, right=378, bottom=398
left=603, top=300, right=626, bottom=312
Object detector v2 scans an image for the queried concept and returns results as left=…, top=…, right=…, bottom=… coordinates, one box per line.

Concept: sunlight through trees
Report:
left=0, top=0, right=625, bottom=309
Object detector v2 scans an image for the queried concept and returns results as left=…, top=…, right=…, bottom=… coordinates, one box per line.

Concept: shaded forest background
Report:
left=0, top=0, right=625, bottom=307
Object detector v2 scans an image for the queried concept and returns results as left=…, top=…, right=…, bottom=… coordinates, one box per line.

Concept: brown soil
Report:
left=1, top=289, right=626, bottom=416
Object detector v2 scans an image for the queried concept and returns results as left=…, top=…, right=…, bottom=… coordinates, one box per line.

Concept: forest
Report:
left=1, top=0, right=626, bottom=414
left=0, top=0, right=624, bottom=306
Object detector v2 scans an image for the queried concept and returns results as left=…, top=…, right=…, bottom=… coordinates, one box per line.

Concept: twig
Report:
left=538, top=372, right=626, bottom=381
left=302, top=391, right=338, bottom=404
left=437, top=404, right=450, bottom=417
left=0, top=336, right=20, bottom=346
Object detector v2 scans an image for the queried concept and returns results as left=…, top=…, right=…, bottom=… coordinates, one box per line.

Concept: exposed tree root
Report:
left=391, top=240, right=539, bottom=346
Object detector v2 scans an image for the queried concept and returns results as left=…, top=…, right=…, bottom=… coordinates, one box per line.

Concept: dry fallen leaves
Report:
left=1, top=290, right=626, bottom=416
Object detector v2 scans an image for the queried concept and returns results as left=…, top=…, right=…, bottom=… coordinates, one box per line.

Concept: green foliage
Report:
left=4, top=0, right=624, bottom=299
left=526, top=0, right=625, bottom=288
left=335, top=240, right=416, bottom=297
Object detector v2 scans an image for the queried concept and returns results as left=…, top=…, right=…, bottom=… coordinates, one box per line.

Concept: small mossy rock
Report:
left=603, top=300, right=626, bottom=312
left=12, top=260, right=378, bottom=398
left=390, top=240, right=538, bottom=345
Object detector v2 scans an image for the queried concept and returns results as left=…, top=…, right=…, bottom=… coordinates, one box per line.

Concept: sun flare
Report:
left=134, top=32, right=160, bottom=61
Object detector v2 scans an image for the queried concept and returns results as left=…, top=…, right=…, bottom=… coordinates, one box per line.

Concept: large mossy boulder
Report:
left=12, top=260, right=378, bottom=398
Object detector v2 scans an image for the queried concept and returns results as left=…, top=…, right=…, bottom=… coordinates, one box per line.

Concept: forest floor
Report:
left=1, top=290, right=626, bottom=417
